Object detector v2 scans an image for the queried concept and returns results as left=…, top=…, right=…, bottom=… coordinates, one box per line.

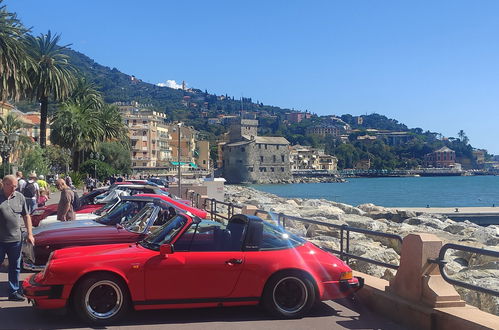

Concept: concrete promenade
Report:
left=0, top=271, right=404, bottom=330
left=0, top=191, right=404, bottom=329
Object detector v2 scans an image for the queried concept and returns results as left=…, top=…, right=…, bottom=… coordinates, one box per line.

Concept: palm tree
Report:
left=25, top=30, right=76, bottom=147
left=69, top=77, right=103, bottom=109
left=0, top=112, right=28, bottom=172
left=98, top=104, right=129, bottom=146
left=50, top=101, right=103, bottom=170
left=0, top=1, right=31, bottom=101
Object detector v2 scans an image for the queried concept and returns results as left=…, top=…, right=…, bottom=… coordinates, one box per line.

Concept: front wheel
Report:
left=71, top=273, right=130, bottom=325
left=262, top=271, right=316, bottom=319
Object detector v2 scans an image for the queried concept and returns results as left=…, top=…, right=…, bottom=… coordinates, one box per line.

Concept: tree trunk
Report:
left=72, top=150, right=80, bottom=171
left=39, top=95, right=49, bottom=148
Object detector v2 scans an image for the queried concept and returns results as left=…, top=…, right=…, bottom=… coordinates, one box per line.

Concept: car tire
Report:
left=71, top=273, right=130, bottom=325
left=262, top=271, right=316, bottom=319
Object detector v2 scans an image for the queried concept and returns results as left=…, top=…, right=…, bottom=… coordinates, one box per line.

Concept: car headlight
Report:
left=339, top=271, right=352, bottom=280
left=32, top=209, right=45, bottom=216
left=40, top=252, right=54, bottom=278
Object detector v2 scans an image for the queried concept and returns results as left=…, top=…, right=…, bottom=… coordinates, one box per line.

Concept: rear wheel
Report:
left=71, top=273, right=130, bottom=325
left=262, top=271, right=316, bottom=318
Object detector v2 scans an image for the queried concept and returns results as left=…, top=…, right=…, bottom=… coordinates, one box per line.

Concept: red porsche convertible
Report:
left=23, top=214, right=362, bottom=325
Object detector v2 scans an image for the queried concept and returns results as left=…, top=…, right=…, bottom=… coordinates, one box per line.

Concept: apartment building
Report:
left=289, top=145, right=337, bottom=171
left=119, top=106, right=172, bottom=170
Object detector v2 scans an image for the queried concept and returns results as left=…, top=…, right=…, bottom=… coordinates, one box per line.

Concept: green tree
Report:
left=0, top=1, right=31, bottom=101
left=44, top=144, right=71, bottom=173
left=50, top=100, right=103, bottom=169
left=0, top=112, right=30, bottom=169
left=97, top=104, right=129, bottom=147
left=19, top=144, right=49, bottom=176
left=25, top=30, right=76, bottom=147
left=98, top=141, right=131, bottom=175
left=79, top=159, right=115, bottom=181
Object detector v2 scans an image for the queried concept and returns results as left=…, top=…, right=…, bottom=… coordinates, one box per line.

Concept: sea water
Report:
left=251, top=175, right=499, bottom=208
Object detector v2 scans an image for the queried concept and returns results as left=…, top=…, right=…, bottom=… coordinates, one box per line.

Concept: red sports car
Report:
left=23, top=195, right=207, bottom=271
left=23, top=214, right=362, bottom=325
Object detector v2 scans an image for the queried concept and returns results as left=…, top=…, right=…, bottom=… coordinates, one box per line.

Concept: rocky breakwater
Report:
left=224, top=185, right=499, bottom=315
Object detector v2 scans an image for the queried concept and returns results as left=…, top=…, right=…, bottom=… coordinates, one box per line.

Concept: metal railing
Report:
left=204, top=198, right=243, bottom=222
left=429, top=243, right=499, bottom=297
left=266, top=212, right=402, bottom=270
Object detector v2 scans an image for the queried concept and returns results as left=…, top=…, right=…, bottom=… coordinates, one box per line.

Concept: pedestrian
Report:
left=37, top=174, right=50, bottom=199
left=23, top=172, right=40, bottom=214
left=55, top=179, right=75, bottom=221
left=0, top=175, right=35, bottom=301
left=84, top=175, right=93, bottom=192
left=37, top=190, right=49, bottom=207
left=65, top=175, right=73, bottom=189
left=15, top=171, right=26, bottom=193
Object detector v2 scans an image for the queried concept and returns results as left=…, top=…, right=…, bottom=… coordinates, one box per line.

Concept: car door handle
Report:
left=225, top=258, right=243, bottom=265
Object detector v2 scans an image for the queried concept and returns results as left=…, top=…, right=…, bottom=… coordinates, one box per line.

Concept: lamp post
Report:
left=175, top=123, right=182, bottom=198
left=90, top=152, right=105, bottom=180
left=0, top=131, right=19, bottom=176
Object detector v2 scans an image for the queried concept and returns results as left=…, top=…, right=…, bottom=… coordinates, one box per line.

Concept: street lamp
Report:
left=90, top=152, right=105, bottom=180
left=0, top=131, right=19, bottom=176
left=175, top=123, right=182, bottom=198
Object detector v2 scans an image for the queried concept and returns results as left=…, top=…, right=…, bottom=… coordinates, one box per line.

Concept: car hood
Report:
left=33, top=218, right=104, bottom=234
left=52, top=243, right=153, bottom=263
left=35, top=225, right=142, bottom=246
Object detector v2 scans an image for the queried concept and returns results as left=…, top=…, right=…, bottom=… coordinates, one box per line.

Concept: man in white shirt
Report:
left=23, top=172, right=40, bottom=214
left=15, top=171, right=26, bottom=192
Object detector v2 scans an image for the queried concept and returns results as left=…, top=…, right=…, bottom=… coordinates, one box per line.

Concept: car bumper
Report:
left=23, top=274, right=66, bottom=309
left=321, top=276, right=364, bottom=300
left=22, top=259, right=46, bottom=272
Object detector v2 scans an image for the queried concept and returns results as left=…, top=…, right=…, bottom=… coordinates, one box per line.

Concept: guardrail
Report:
left=255, top=211, right=403, bottom=270
left=196, top=196, right=497, bottom=297
left=429, top=243, right=499, bottom=297
left=204, top=198, right=243, bottom=222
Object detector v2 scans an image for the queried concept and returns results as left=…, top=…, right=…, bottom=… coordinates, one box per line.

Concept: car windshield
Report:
left=95, top=200, right=142, bottom=225
left=123, top=204, right=157, bottom=233
left=93, top=198, right=119, bottom=216
left=140, top=215, right=187, bottom=251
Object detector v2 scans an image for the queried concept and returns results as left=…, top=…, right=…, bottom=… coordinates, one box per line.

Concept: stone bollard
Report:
left=241, top=205, right=258, bottom=216
left=387, top=233, right=465, bottom=308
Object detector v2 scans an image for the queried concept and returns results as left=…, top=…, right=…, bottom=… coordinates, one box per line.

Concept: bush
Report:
left=79, top=160, right=116, bottom=181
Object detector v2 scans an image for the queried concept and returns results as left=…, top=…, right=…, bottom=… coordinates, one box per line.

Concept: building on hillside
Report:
left=472, top=149, right=486, bottom=167
left=306, top=124, right=344, bottom=137
left=222, top=119, right=291, bottom=183
left=424, top=146, right=456, bottom=168
left=0, top=101, right=15, bottom=117
left=286, top=112, right=312, bottom=123
left=119, top=105, right=172, bottom=170
left=376, top=131, right=415, bottom=146
left=289, top=145, right=337, bottom=171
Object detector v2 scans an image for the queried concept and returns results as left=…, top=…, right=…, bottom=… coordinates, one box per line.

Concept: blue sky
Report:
left=6, top=0, right=499, bottom=154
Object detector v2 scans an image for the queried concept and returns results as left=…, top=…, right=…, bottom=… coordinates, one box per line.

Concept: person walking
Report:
left=55, top=179, right=75, bottom=221
left=37, top=174, right=50, bottom=200
left=15, top=171, right=26, bottom=193
left=23, top=172, right=40, bottom=214
left=0, top=175, right=35, bottom=301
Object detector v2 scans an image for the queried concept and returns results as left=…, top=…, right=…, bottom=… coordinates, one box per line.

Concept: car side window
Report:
left=260, top=221, right=305, bottom=250
left=174, top=221, right=231, bottom=252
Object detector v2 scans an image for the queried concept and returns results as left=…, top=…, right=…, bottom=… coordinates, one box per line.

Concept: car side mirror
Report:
left=160, top=243, right=173, bottom=257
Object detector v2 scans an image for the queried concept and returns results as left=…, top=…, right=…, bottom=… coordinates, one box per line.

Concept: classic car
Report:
left=33, top=194, right=207, bottom=234
left=23, top=214, right=363, bottom=325
left=31, top=189, right=108, bottom=226
left=22, top=196, right=206, bottom=271
left=32, top=184, right=169, bottom=227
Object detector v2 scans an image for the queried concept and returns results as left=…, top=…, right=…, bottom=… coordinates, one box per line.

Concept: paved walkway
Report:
left=0, top=269, right=404, bottom=330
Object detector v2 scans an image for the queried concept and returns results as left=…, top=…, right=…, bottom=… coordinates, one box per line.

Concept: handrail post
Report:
left=340, top=226, right=344, bottom=261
